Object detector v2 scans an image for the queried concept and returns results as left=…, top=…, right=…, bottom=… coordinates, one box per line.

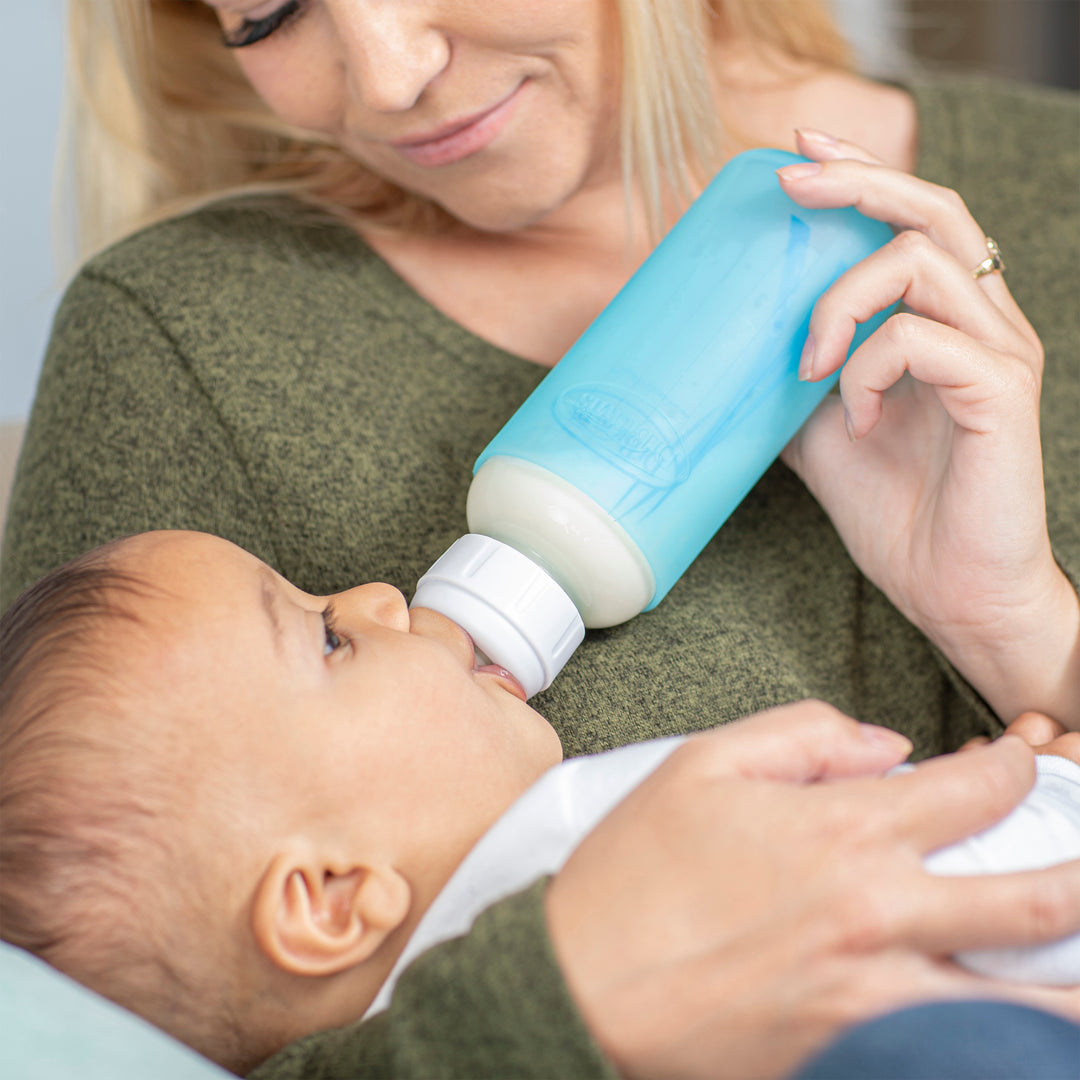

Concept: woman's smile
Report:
left=213, top=0, right=621, bottom=230
left=389, top=80, right=529, bottom=168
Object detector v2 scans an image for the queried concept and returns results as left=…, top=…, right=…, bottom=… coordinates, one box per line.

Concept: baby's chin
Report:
left=525, top=709, right=564, bottom=774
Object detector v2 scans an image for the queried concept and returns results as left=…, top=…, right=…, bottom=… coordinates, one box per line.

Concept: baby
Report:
left=1, top=530, right=1079, bottom=1076
left=0, top=529, right=563, bottom=1074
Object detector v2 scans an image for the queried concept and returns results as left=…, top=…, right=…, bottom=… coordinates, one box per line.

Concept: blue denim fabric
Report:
left=791, top=1000, right=1080, bottom=1080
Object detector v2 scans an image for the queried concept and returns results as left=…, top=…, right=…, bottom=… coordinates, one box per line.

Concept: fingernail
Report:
left=860, top=724, right=912, bottom=750
left=844, top=407, right=857, bottom=442
left=776, top=162, right=822, bottom=182
left=798, top=333, right=815, bottom=381
left=796, top=128, right=838, bottom=146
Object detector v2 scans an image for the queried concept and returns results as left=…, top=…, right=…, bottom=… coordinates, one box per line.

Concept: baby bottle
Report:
left=412, top=148, right=894, bottom=697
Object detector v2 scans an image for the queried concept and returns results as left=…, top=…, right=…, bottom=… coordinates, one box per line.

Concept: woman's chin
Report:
left=413, top=153, right=594, bottom=233
left=434, top=187, right=574, bottom=234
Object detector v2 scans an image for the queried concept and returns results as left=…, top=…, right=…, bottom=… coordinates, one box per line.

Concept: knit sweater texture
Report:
left=2, top=78, right=1077, bottom=1078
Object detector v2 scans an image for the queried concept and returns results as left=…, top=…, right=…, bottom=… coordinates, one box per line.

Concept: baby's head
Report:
left=0, top=530, right=561, bottom=1073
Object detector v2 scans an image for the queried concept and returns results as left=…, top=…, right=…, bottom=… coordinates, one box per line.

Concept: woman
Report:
left=2, top=1, right=1078, bottom=1076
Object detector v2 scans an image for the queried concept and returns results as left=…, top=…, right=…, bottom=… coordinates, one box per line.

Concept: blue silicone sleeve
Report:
left=476, top=148, right=894, bottom=609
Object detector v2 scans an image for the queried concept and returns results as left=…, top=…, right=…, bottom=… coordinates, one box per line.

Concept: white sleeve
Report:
left=924, top=754, right=1080, bottom=985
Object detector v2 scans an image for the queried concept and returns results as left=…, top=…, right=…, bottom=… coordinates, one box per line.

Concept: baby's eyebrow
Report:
left=258, top=567, right=286, bottom=654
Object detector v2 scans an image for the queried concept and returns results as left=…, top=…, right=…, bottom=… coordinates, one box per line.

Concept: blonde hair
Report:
left=67, top=0, right=851, bottom=258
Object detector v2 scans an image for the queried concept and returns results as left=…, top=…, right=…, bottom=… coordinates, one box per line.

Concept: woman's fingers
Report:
left=779, top=152, right=985, bottom=270
left=684, top=700, right=912, bottom=784
left=549, top=719, right=1080, bottom=1080
left=911, top=861, right=1080, bottom=955
left=958, top=714, right=1065, bottom=755
left=795, top=127, right=884, bottom=166
left=838, top=315, right=1040, bottom=441
left=843, top=740, right=1080, bottom=957
left=877, top=736, right=1038, bottom=853
left=777, top=150, right=1041, bottom=355
left=1000, top=981, right=1080, bottom=1024
left=1003, top=712, right=1070, bottom=748
left=801, top=229, right=1037, bottom=383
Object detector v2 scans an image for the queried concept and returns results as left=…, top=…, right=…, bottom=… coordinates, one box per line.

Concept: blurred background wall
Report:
left=2, top=1, right=65, bottom=424
left=1, top=1, right=1077, bottom=425
left=908, top=0, right=1078, bottom=89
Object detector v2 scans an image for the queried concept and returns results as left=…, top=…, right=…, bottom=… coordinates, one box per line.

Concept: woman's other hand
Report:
left=545, top=701, right=1080, bottom=1080
left=777, top=131, right=1080, bottom=730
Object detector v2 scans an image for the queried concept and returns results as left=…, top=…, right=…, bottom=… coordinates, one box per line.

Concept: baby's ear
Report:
left=252, top=848, right=411, bottom=977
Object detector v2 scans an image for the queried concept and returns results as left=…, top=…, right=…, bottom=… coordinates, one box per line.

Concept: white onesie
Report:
left=368, top=738, right=1080, bottom=1016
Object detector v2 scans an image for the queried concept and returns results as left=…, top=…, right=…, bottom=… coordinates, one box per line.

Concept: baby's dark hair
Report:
left=0, top=541, right=246, bottom=1071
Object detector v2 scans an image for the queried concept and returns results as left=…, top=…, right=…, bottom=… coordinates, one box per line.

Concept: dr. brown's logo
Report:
left=554, top=385, right=689, bottom=487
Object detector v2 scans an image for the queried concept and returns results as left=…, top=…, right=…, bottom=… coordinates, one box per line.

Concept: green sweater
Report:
left=2, top=79, right=1078, bottom=1078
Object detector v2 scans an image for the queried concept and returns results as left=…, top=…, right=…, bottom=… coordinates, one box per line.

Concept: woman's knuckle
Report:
left=811, top=284, right=842, bottom=322
left=1019, top=877, right=1074, bottom=940
left=882, top=310, right=922, bottom=345
left=892, top=228, right=931, bottom=260
left=1012, top=356, right=1040, bottom=401
left=933, top=184, right=969, bottom=217
left=836, top=890, right=903, bottom=953
left=668, top=734, right=741, bottom=789
left=801, top=698, right=848, bottom=730
left=994, top=350, right=1040, bottom=407
left=972, top=755, right=1028, bottom=813
left=666, top=738, right=712, bottom=779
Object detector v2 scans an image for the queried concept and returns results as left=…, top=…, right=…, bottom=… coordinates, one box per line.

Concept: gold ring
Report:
left=972, top=237, right=1006, bottom=279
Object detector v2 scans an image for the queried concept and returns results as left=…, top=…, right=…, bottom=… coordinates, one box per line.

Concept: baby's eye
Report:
left=322, top=604, right=345, bottom=656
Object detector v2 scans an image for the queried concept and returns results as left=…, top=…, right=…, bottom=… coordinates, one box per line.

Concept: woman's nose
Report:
left=327, top=1, right=450, bottom=113
left=334, top=582, right=411, bottom=631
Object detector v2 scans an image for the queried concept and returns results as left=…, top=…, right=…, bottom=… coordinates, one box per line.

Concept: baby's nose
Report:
left=339, top=582, right=411, bottom=631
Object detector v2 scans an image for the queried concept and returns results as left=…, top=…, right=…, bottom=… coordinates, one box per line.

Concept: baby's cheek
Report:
left=1037, top=732, right=1080, bottom=766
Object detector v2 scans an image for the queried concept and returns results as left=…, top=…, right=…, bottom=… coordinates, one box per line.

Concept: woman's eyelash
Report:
left=222, top=0, right=306, bottom=49
left=322, top=602, right=345, bottom=656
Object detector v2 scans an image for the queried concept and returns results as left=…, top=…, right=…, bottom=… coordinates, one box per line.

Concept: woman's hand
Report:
left=977, top=711, right=1080, bottom=767
left=777, top=130, right=1080, bottom=729
left=546, top=702, right=1080, bottom=1080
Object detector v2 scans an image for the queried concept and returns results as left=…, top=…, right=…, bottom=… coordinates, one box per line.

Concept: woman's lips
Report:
left=391, top=82, right=525, bottom=167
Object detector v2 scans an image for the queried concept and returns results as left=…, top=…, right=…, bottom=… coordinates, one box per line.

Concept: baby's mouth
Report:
left=474, top=657, right=529, bottom=702
left=412, top=605, right=529, bottom=701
